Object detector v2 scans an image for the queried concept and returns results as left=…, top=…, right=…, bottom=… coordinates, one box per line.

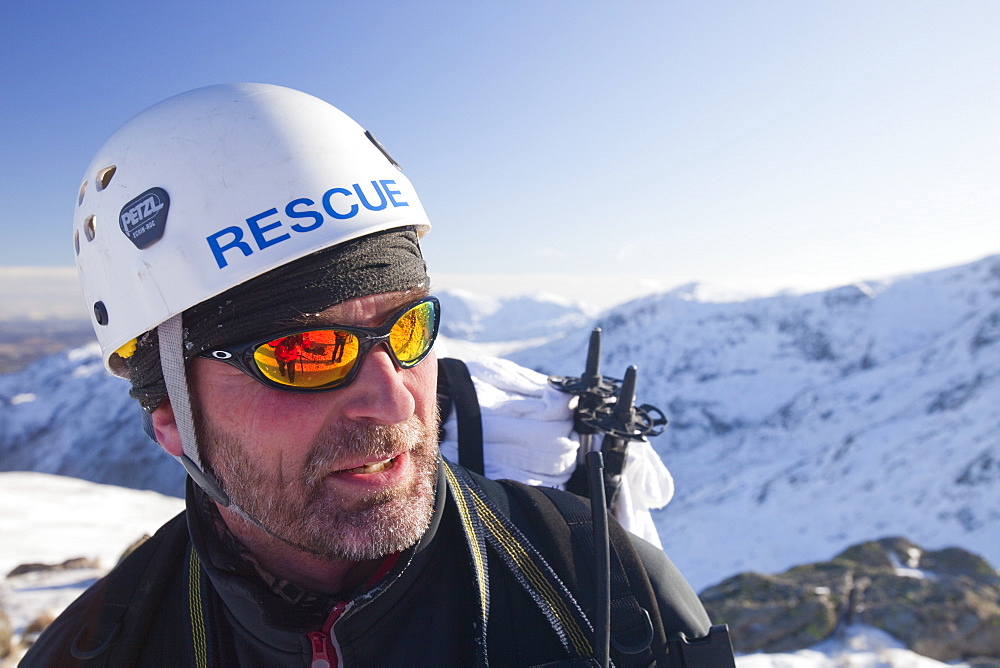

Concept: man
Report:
left=24, top=84, right=728, bottom=666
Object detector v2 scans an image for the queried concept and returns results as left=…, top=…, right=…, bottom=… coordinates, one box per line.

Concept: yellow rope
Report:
left=444, top=464, right=490, bottom=623
left=445, top=461, right=592, bottom=659
left=188, top=548, right=209, bottom=668
left=471, top=488, right=593, bottom=657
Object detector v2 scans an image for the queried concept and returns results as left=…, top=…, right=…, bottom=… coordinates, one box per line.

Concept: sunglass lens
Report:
left=390, top=300, right=436, bottom=366
left=253, top=330, right=360, bottom=388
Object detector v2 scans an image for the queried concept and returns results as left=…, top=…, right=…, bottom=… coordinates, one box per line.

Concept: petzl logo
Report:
left=119, top=187, right=169, bottom=249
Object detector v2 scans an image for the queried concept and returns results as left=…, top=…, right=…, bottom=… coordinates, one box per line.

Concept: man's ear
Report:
left=151, top=399, right=184, bottom=457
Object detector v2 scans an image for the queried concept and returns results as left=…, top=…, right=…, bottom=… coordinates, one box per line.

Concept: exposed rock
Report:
left=927, top=374, right=985, bottom=414
left=956, top=450, right=1000, bottom=486
left=700, top=537, right=1000, bottom=662
left=6, top=556, right=100, bottom=578
left=0, top=608, right=11, bottom=658
left=23, top=611, right=55, bottom=637
left=699, top=568, right=845, bottom=653
left=966, top=659, right=1000, bottom=668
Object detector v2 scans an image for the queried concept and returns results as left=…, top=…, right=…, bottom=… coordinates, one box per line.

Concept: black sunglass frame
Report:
left=197, top=296, right=440, bottom=393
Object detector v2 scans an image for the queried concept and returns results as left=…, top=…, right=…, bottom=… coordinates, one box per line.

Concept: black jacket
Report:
left=22, top=460, right=712, bottom=667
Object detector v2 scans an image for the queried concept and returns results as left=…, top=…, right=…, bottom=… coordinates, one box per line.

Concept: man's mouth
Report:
left=339, top=456, right=396, bottom=475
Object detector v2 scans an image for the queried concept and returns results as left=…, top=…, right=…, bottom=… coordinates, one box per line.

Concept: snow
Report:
left=0, top=472, right=183, bottom=578
left=887, top=550, right=938, bottom=581
left=0, top=473, right=183, bottom=663
left=738, top=625, right=968, bottom=667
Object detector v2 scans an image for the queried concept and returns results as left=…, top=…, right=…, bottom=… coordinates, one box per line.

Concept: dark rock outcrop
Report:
left=6, top=556, right=100, bottom=578
left=700, top=537, right=1000, bottom=662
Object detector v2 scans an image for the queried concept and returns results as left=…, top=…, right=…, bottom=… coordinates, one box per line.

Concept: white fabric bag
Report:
left=438, top=356, right=674, bottom=549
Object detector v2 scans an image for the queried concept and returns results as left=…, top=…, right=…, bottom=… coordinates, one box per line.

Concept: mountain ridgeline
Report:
left=1, top=256, right=998, bottom=591
left=510, top=256, right=1000, bottom=590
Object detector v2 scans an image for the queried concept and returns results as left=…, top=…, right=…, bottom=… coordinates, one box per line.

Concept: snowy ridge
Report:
left=435, top=287, right=594, bottom=341
left=1, top=256, right=998, bottom=595
left=510, top=256, right=1000, bottom=592
left=0, top=342, right=184, bottom=496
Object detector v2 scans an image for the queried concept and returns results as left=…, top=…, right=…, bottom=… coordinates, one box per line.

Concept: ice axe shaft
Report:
left=599, top=365, right=638, bottom=510
left=586, top=451, right=611, bottom=668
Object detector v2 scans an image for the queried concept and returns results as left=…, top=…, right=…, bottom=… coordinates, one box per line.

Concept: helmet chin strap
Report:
left=157, top=314, right=322, bottom=550
left=157, top=314, right=231, bottom=506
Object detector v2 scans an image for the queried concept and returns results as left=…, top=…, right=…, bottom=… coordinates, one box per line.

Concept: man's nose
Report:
left=338, top=342, right=415, bottom=424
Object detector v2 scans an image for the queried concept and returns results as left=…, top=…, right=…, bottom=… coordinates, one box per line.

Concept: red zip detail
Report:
left=308, top=553, right=402, bottom=668
left=308, top=629, right=335, bottom=668
left=310, top=601, right=346, bottom=668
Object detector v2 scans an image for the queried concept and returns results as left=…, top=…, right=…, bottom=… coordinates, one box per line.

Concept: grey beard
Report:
left=201, top=415, right=439, bottom=561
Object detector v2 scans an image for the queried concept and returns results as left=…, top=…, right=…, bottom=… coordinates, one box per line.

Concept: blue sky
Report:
left=3, top=1, right=1000, bottom=299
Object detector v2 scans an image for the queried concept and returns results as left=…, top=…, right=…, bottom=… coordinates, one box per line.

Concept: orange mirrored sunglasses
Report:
left=198, top=297, right=440, bottom=392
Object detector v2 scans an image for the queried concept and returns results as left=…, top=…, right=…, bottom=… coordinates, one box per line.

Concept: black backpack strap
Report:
left=665, top=625, right=738, bottom=668
left=444, top=460, right=596, bottom=664
left=91, top=514, right=193, bottom=666
left=505, top=484, right=738, bottom=668
left=437, top=357, right=485, bottom=475
left=504, top=483, right=665, bottom=667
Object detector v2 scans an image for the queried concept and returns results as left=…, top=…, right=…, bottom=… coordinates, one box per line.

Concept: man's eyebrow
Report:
left=303, top=288, right=432, bottom=327
left=381, top=287, right=431, bottom=313
left=372, top=289, right=433, bottom=324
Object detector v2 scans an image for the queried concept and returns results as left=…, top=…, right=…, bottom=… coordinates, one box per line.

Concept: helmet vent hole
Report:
left=78, top=181, right=87, bottom=206
left=84, top=215, right=97, bottom=242
left=97, top=165, right=117, bottom=191
left=74, top=230, right=80, bottom=255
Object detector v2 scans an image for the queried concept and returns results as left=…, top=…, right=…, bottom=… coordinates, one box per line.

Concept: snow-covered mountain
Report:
left=509, top=256, right=1000, bottom=591
left=0, top=345, right=185, bottom=496
left=435, top=288, right=594, bottom=341
left=1, top=256, right=998, bottom=595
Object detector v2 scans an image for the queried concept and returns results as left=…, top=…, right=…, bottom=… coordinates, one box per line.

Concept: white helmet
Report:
left=74, top=83, right=433, bottom=507
left=74, top=83, right=431, bottom=375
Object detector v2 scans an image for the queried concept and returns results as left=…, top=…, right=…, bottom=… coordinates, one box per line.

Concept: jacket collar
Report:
left=185, top=458, right=449, bottom=646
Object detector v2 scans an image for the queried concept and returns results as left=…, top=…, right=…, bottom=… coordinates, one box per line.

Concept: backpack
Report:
left=437, top=357, right=736, bottom=667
